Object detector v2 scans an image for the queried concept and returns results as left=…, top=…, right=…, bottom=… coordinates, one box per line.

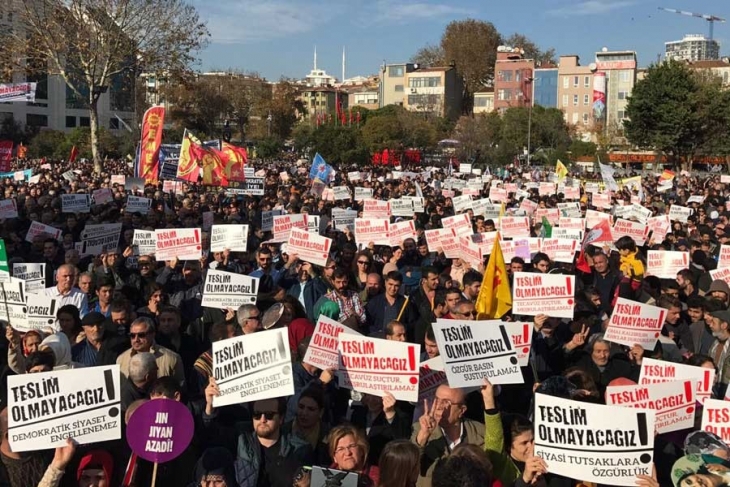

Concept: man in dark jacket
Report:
left=157, top=257, right=204, bottom=331
left=286, top=262, right=327, bottom=322
left=71, top=311, right=129, bottom=366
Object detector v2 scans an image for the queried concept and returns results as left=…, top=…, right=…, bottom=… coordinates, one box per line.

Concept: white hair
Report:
left=129, top=352, right=157, bottom=383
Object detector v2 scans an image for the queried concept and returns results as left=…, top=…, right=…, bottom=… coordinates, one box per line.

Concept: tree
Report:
left=411, top=44, right=445, bottom=67
left=440, top=19, right=502, bottom=113
left=624, top=60, right=699, bottom=169
left=2, top=0, right=209, bottom=172
left=452, top=113, right=502, bottom=164
left=261, top=78, right=304, bottom=140
left=503, top=33, right=556, bottom=66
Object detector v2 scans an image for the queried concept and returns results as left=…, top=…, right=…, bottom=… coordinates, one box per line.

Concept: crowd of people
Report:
left=0, top=155, right=727, bottom=487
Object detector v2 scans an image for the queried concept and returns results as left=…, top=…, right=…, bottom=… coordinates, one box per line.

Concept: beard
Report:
left=256, top=423, right=278, bottom=440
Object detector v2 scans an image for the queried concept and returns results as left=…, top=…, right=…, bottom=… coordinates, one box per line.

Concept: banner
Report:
left=0, top=140, right=13, bottom=172
left=701, top=399, right=730, bottom=443
left=126, top=196, right=152, bottom=215
left=25, top=221, right=61, bottom=243
left=201, top=270, right=258, bottom=309
left=79, top=223, right=122, bottom=256
left=303, top=315, right=361, bottom=370
left=607, top=380, right=695, bottom=434
left=286, top=228, right=332, bottom=267
left=639, top=357, right=715, bottom=404
left=132, top=230, right=156, bottom=256
left=646, top=250, right=689, bottom=279
left=512, top=272, right=574, bottom=319
left=389, top=220, right=417, bottom=247
left=155, top=228, right=201, bottom=261
left=592, top=72, right=606, bottom=121
left=533, top=393, right=654, bottom=486
left=272, top=214, right=306, bottom=243
left=8, top=365, right=121, bottom=452
left=354, top=219, right=390, bottom=247
left=0, top=199, right=18, bottom=219
left=432, top=319, right=522, bottom=387
left=0, top=82, right=36, bottom=102
left=210, top=224, right=248, bottom=252
left=337, top=333, right=419, bottom=402
left=61, top=194, right=91, bottom=214
left=604, top=298, right=666, bottom=350
left=211, top=328, right=293, bottom=407
left=137, top=106, right=165, bottom=183
left=12, top=263, right=45, bottom=293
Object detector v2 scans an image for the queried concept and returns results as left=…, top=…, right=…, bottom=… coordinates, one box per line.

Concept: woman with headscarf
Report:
left=40, top=332, right=81, bottom=370
left=6, top=326, right=44, bottom=374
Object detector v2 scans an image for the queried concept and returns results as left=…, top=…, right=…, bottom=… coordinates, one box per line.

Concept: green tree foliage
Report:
left=503, top=33, right=556, bottom=66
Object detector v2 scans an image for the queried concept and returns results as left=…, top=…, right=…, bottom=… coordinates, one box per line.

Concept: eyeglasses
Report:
left=434, top=397, right=464, bottom=409
left=252, top=411, right=278, bottom=420
left=247, top=315, right=261, bottom=321
left=357, top=261, right=369, bottom=265
left=456, top=310, right=477, bottom=317
left=129, top=332, right=149, bottom=339
left=334, top=444, right=359, bottom=454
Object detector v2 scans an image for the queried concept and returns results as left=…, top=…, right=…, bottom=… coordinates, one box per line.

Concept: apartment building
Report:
left=402, top=66, right=463, bottom=120
left=557, top=55, right=594, bottom=133
left=493, top=47, right=534, bottom=112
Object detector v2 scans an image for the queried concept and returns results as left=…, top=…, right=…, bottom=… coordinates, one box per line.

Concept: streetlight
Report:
left=525, top=76, right=534, bottom=167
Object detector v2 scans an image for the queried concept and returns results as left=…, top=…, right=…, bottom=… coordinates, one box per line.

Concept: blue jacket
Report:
left=286, top=278, right=328, bottom=322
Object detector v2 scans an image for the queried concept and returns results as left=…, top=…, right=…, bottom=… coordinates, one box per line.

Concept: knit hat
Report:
left=708, top=279, right=730, bottom=297
left=77, top=450, right=114, bottom=484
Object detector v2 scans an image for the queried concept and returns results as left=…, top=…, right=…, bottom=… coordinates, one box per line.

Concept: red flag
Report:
left=335, top=96, right=342, bottom=125
left=17, top=143, right=27, bottom=159
left=68, top=145, right=79, bottom=163
left=576, top=219, right=614, bottom=273
left=0, top=141, right=12, bottom=172
left=221, top=142, right=247, bottom=182
left=201, top=147, right=229, bottom=187
left=137, top=106, right=165, bottom=183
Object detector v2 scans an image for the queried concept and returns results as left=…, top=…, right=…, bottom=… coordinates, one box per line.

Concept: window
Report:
left=474, top=96, right=488, bottom=107
left=408, top=76, right=441, bottom=88
left=573, top=76, right=579, bottom=87
left=618, top=110, right=627, bottom=120
left=584, top=94, right=589, bottom=105
left=80, top=117, right=90, bottom=127
left=572, top=113, right=579, bottom=124
left=583, top=113, right=589, bottom=124
left=618, top=91, right=628, bottom=100
left=573, top=95, right=578, bottom=106
left=498, top=89, right=512, bottom=101
left=26, top=113, right=47, bottom=127
left=515, top=70, right=521, bottom=82
left=562, top=94, right=568, bottom=107
left=724, top=72, right=729, bottom=84
left=389, top=66, right=404, bottom=77
left=563, top=77, right=569, bottom=89
left=620, top=70, right=632, bottom=82
left=584, top=76, right=590, bottom=87
left=394, top=84, right=404, bottom=92
left=109, top=118, right=119, bottom=130
left=65, top=116, right=76, bottom=128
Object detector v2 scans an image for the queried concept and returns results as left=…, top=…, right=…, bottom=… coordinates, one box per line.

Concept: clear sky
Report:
left=191, top=0, right=729, bottom=81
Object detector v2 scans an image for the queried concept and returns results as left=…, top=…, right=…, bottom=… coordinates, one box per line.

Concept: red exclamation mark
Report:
left=522, top=324, right=530, bottom=354
left=408, top=346, right=418, bottom=384
left=656, top=310, right=666, bottom=338
left=566, top=277, right=573, bottom=305
left=685, top=380, right=695, bottom=414
left=683, top=253, right=688, bottom=266
left=704, top=370, right=711, bottom=392
left=195, top=229, right=201, bottom=251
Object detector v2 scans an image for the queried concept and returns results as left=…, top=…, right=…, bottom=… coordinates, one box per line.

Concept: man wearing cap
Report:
left=708, top=309, right=730, bottom=384
left=72, top=311, right=128, bottom=367
left=708, top=280, right=730, bottom=308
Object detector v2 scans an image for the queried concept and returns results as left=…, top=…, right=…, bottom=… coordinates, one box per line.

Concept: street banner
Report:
left=12, top=263, right=45, bottom=293
left=607, top=380, right=695, bottom=434
left=646, top=250, right=689, bottom=279
left=126, top=196, right=152, bottom=215
left=389, top=220, right=417, bottom=247
left=362, top=200, right=391, bottom=219
left=155, top=228, right=202, bottom=261
left=303, top=315, right=362, bottom=370
left=201, top=270, right=258, bottom=309
left=640, top=357, right=715, bottom=404
left=338, top=333, right=419, bottom=402
left=354, top=219, right=390, bottom=247
left=604, top=298, right=665, bottom=350
left=0, top=82, right=37, bottom=102
left=210, top=224, right=248, bottom=252
left=612, top=219, right=649, bottom=246
left=431, top=319, right=522, bottom=387
left=512, top=272, right=574, bottom=319
left=132, top=230, right=156, bottom=256
left=8, top=365, right=121, bottom=452
left=286, top=227, right=332, bottom=267
left=92, top=188, right=114, bottom=205
left=211, top=328, right=293, bottom=407
left=533, top=393, right=654, bottom=486
left=126, top=398, right=194, bottom=464
left=701, top=399, right=730, bottom=443
left=272, top=214, right=306, bottom=242
left=61, top=194, right=91, bottom=213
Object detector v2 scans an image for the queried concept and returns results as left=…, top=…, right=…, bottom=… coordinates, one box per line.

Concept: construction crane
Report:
left=658, top=7, right=726, bottom=40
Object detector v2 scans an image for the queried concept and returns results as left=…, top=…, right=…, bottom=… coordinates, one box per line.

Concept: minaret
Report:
left=342, top=46, right=346, bottom=83
left=313, top=46, right=317, bottom=70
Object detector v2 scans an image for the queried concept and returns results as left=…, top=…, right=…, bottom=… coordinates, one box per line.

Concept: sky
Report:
left=191, top=0, right=729, bottom=81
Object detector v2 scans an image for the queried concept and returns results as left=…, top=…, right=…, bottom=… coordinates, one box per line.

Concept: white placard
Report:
left=604, top=298, right=666, bottom=350
left=585, top=209, right=612, bottom=229
left=0, top=279, right=27, bottom=327
left=474, top=199, right=501, bottom=219
left=607, top=380, right=695, bottom=434
left=333, top=186, right=351, bottom=201
left=533, top=393, right=654, bottom=486
left=424, top=228, right=455, bottom=254
left=79, top=223, right=123, bottom=256
left=489, top=187, right=508, bottom=203
left=646, top=215, right=670, bottom=243
left=512, top=272, right=574, bottom=319
left=389, top=220, right=417, bottom=247
left=331, top=209, right=358, bottom=232
left=612, top=219, right=648, bottom=246
left=132, top=230, right=156, bottom=256
left=592, top=193, right=611, bottom=209
left=668, top=204, right=692, bottom=223
left=211, top=329, right=293, bottom=407
left=201, top=270, right=258, bottom=309
left=61, top=194, right=91, bottom=214
left=286, top=228, right=332, bottom=267
left=558, top=217, right=584, bottom=231
left=303, top=315, right=362, bottom=370
left=718, top=245, right=730, bottom=270
left=354, top=187, right=373, bottom=201
left=261, top=210, right=282, bottom=232
left=272, top=214, right=306, bottom=243
left=540, top=238, right=578, bottom=263
left=646, top=250, right=689, bottom=279
left=639, top=357, right=715, bottom=404
left=126, top=196, right=152, bottom=215
left=12, top=263, right=45, bottom=293
left=441, top=213, right=472, bottom=236
left=210, top=225, right=248, bottom=252
left=500, top=321, right=533, bottom=367
left=155, top=228, right=202, bottom=261
left=500, top=216, right=530, bottom=239
left=337, top=333, right=419, bottom=402
left=550, top=228, right=583, bottom=242
left=8, top=365, right=121, bottom=452
left=0, top=199, right=18, bottom=219
left=362, top=200, right=391, bottom=219
left=92, top=188, right=114, bottom=205
left=452, top=195, right=473, bottom=213
left=432, top=320, right=522, bottom=387
left=354, top=218, right=390, bottom=247
left=701, top=398, right=730, bottom=443
left=22, top=293, right=59, bottom=332
left=390, top=198, right=414, bottom=217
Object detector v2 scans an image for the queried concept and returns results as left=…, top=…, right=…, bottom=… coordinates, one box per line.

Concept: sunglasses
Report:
left=138, top=262, right=151, bottom=267
left=357, top=261, right=369, bottom=265
left=252, top=411, right=277, bottom=420
left=129, top=332, right=149, bottom=339
left=457, top=310, right=478, bottom=317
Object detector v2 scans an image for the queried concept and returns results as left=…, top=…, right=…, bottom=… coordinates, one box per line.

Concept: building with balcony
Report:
left=473, top=89, right=495, bottom=114
left=665, top=34, right=720, bottom=62
left=493, top=46, right=534, bottom=112
left=403, top=66, right=463, bottom=119
left=557, top=55, right=594, bottom=134
left=379, top=63, right=416, bottom=108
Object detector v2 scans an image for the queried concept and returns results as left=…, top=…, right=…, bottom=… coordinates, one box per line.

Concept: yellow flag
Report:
left=555, top=159, right=568, bottom=182
left=475, top=234, right=512, bottom=319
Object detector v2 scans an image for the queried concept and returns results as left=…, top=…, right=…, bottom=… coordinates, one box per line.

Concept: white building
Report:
left=303, top=47, right=337, bottom=87
left=665, top=34, right=720, bottom=62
